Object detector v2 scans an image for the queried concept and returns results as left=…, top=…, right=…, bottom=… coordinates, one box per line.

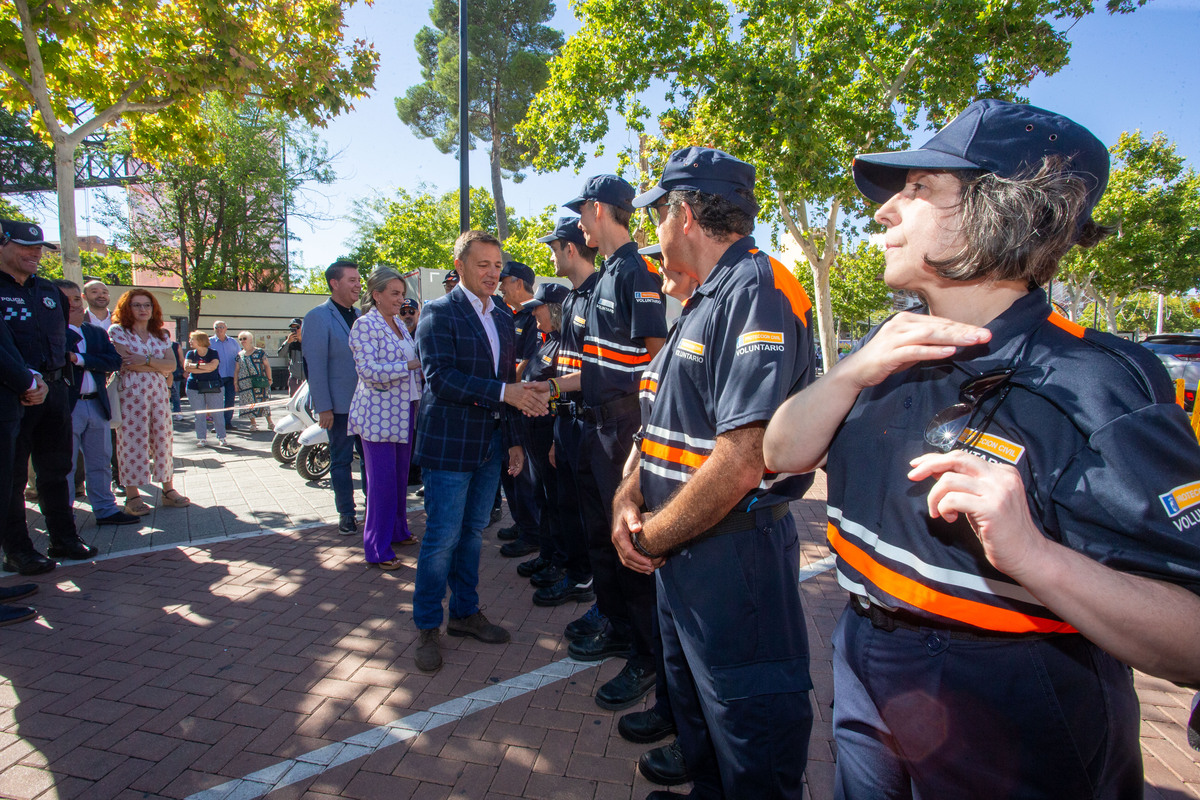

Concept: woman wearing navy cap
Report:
left=766, top=100, right=1200, bottom=798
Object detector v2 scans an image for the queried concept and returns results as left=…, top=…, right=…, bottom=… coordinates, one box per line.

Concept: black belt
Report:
left=691, top=502, right=789, bottom=545
left=580, top=392, right=640, bottom=425
left=41, top=368, right=66, bottom=383
left=850, top=595, right=1063, bottom=641
left=79, top=392, right=99, bottom=400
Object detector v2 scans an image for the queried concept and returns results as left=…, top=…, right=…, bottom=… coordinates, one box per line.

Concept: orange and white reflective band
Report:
left=827, top=523, right=1077, bottom=635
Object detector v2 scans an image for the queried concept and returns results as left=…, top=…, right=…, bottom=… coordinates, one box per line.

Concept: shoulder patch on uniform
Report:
left=635, top=291, right=660, bottom=303
left=764, top=254, right=812, bottom=326
left=1160, top=481, right=1200, bottom=518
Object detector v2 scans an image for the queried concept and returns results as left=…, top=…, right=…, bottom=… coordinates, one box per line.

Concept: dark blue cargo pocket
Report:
left=711, top=656, right=813, bottom=702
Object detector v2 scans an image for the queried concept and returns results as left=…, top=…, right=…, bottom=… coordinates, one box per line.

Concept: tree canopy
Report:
left=349, top=185, right=556, bottom=278
left=1058, top=130, right=1200, bottom=332
left=518, top=0, right=1145, bottom=365
left=99, top=96, right=337, bottom=327
left=0, top=0, right=378, bottom=283
left=396, top=0, right=562, bottom=241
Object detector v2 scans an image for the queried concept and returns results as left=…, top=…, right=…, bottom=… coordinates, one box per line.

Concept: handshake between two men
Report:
left=503, top=380, right=554, bottom=418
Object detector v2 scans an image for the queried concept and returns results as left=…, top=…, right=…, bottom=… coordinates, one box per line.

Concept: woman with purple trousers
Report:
left=349, top=267, right=423, bottom=569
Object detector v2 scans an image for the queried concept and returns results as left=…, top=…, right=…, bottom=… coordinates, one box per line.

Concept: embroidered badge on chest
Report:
left=43, top=296, right=56, bottom=309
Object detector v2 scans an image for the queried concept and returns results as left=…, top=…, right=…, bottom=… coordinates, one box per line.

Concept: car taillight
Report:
left=1177, top=354, right=1200, bottom=361
left=1188, top=390, right=1196, bottom=405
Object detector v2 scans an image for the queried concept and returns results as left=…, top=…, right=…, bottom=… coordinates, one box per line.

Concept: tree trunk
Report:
left=490, top=138, right=509, bottom=243
left=777, top=191, right=840, bottom=369
left=53, top=136, right=82, bottom=285
left=1106, top=291, right=1120, bottom=333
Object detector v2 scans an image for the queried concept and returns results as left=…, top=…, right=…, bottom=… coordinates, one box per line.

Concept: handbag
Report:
left=250, top=375, right=270, bottom=390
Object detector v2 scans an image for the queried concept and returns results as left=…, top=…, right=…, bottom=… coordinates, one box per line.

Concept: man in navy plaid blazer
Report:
left=412, top=230, right=551, bottom=672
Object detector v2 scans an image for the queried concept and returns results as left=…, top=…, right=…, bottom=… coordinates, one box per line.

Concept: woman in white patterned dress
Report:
left=349, top=267, right=423, bottom=569
left=109, top=289, right=189, bottom=515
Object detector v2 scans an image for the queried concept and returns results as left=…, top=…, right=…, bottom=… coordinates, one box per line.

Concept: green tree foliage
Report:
left=0, top=107, right=51, bottom=192
left=1058, top=131, right=1200, bottom=332
left=795, top=237, right=892, bottom=344
left=518, top=0, right=1143, bottom=366
left=99, top=96, right=337, bottom=327
left=395, top=0, right=562, bottom=242
left=37, top=248, right=134, bottom=285
left=504, top=205, right=558, bottom=277
left=1107, top=292, right=1200, bottom=337
left=0, top=0, right=378, bottom=283
left=350, top=186, right=557, bottom=279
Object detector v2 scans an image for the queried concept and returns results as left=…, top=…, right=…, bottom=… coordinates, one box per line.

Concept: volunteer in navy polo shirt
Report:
left=613, top=147, right=816, bottom=799
left=556, top=173, right=668, bottom=712
left=0, top=219, right=97, bottom=575
left=534, top=216, right=601, bottom=634
left=765, top=100, right=1200, bottom=798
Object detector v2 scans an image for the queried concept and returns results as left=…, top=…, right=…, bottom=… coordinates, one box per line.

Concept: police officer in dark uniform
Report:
left=553, top=175, right=668, bottom=710
left=766, top=100, right=1200, bottom=798
left=0, top=219, right=97, bottom=574
left=532, top=216, right=601, bottom=621
left=496, top=260, right=545, bottom=557
left=615, top=148, right=817, bottom=799
left=0, top=315, right=43, bottom=620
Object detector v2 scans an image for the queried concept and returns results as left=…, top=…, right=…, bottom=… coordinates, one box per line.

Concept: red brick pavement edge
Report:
left=0, top=473, right=1196, bottom=799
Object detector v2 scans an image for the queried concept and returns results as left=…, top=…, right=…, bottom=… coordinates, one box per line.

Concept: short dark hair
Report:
left=665, top=189, right=755, bottom=239
left=454, top=230, right=501, bottom=263
left=609, top=205, right=632, bottom=230
left=552, top=238, right=598, bottom=264
left=325, top=259, right=358, bottom=290
left=926, top=157, right=1115, bottom=286
left=52, top=278, right=80, bottom=292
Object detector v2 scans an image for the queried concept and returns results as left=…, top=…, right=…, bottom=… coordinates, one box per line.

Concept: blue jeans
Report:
left=328, top=413, right=364, bottom=516
left=187, top=388, right=226, bottom=440
left=413, top=429, right=504, bottom=630
left=68, top=397, right=120, bottom=518
left=221, top=375, right=236, bottom=426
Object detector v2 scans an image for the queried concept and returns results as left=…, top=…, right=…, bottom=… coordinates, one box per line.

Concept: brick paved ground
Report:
left=2, top=416, right=1199, bottom=799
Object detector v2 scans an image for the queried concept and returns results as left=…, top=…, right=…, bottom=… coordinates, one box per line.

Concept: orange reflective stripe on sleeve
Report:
left=827, top=524, right=1078, bottom=634
left=640, top=376, right=658, bottom=394
left=642, top=255, right=660, bottom=275
left=640, top=438, right=710, bottom=469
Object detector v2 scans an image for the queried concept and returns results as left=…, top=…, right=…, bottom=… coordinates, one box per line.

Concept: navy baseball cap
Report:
left=500, top=260, right=535, bottom=285
left=400, top=298, right=419, bottom=311
left=522, top=282, right=570, bottom=310
left=288, top=317, right=302, bottom=327
left=0, top=219, right=58, bottom=250
left=633, top=147, right=760, bottom=217
left=564, top=174, right=636, bottom=213
left=638, top=244, right=663, bottom=261
left=442, top=269, right=459, bottom=284
left=853, top=99, right=1110, bottom=220
left=536, top=216, right=589, bottom=249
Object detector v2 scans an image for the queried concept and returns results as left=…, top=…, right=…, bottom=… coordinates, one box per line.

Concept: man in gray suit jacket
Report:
left=303, top=260, right=364, bottom=533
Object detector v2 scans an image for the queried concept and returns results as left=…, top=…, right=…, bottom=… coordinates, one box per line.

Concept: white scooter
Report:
left=271, top=382, right=331, bottom=480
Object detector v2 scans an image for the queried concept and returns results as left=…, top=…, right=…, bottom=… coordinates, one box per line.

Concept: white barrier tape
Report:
left=169, top=395, right=293, bottom=417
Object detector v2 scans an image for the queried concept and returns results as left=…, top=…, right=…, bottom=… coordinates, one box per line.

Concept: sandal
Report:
left=124, top=498, right=152, bottom=516
left=373, top=558, right=403, bottom=571
left=161, top=489, right=190, bottom=508
left=398, top=536, right=420, bottom=546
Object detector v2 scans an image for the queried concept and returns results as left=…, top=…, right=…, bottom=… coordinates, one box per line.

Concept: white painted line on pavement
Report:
left=182, top=554, right=838, bottom=799
left=184, top=657, right=601, bottom=800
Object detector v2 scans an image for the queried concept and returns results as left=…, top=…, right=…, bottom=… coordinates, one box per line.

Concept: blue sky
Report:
left=53, top=0, right=1200, bottom=275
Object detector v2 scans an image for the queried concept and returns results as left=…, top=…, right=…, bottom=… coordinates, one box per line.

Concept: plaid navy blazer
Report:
left=413, top=286, right=520, bottom=471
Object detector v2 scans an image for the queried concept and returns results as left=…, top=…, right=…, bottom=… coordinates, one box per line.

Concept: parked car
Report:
left=1141, top=333, right=1200, bottom=411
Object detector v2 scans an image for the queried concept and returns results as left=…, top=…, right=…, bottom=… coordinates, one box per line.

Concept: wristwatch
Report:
left=631, top=530, right=656, bottom=559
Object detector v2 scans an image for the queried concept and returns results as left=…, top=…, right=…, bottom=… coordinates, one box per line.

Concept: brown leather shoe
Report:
left=415, top=628, right=442, bottom=672
left=446, top=611, right=510, bottom=644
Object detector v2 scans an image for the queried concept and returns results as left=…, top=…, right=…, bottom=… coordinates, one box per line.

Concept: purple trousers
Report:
left=361, top=402, right=418, bottom=563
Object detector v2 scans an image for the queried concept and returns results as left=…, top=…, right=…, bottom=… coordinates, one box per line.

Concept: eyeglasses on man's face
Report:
left=924, top=368, right=1015, bottom=453
left=399, top=309, right=416, bottom=316
left=648, top=199, right=673, bottom=228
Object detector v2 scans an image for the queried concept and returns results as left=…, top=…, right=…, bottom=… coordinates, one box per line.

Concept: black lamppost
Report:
left=458, top=0, right=469, bottom=233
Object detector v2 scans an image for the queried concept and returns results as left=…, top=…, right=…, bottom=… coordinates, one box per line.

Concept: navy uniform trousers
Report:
left=657, top=508, right=813, bottom=799
left=576, top=403, right=657, bottom=666
left=832, top=606, right=1142, bottom=799
left=4, top=379, right=75, bottom=555
left=550, top=410, right=591, bottom=584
